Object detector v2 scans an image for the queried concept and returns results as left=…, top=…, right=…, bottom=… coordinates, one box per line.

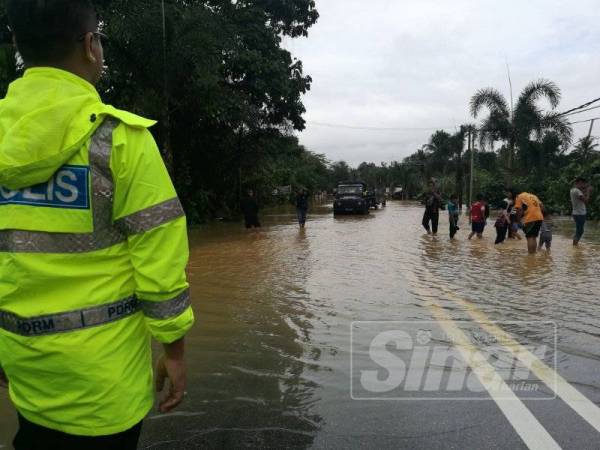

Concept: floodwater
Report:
left=1, top=201, right=600, bottom=449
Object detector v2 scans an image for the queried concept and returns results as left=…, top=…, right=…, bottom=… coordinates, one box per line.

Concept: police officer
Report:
left=0, top=1, right=194, bottom=448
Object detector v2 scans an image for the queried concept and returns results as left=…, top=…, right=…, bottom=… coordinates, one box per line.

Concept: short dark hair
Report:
left=7, top=0, right=97, bottom=65
left=476, top=193, right=485, bottom=201
left=575, top=176, right=587, bottom=184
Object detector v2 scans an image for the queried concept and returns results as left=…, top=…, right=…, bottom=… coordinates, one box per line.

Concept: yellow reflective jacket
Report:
left=0, top=67, right=194, bottom=436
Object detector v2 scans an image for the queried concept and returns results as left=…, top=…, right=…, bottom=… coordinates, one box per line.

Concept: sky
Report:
left=284, top=0, right=600, bottom=167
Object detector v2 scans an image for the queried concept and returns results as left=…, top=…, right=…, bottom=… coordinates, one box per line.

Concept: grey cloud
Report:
left=288, top=0, right=600, bottom=166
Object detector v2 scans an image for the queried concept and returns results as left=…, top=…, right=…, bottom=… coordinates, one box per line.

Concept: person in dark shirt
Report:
left=240, top=189, right=261, bottom=229
left=506, top=191, right=523, bottom=240
left=494, top=200, right=510, bottom=244
left=422, top=180, right=442, bottom=235
left=295, top=189, right=309, bottom=228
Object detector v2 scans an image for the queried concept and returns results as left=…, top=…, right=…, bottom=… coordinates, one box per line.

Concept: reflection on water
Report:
left=1, top=202, right=600, bottom=448
left=412, top=210, right=600, bottom=367
left=138, top=212, right=324, bottom=448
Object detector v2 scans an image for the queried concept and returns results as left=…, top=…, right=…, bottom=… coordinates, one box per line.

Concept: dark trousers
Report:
left=495, top=225, right=508, bottom=244
left=573, top=215, right=586, bottom=242
left=449, top=215, right=459, bottom=239
left=422, top=211, right=439, bottom=234
left=297, top=208, right=307, bottom=225
left=14, top=414, right=142, bottom=450
left=244, top=214, right=261, bottom=229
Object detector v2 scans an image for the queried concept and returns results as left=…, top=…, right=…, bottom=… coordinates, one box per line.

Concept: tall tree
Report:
left=572, top=135, right=599, bottom=164
left=453, top=125, right=476, bottom=207
left=0, top=2, right=18, bottom=97
left=470, top=79, right=572, bottom=182
left=90, top=0, right=318, bottom=218
left=425, top=130, right=454, bottom=176
left=329, top=161, right=352, bottom=185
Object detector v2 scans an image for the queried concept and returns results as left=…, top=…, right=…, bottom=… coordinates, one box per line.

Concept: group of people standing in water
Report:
left=241, top=178, right=593, bottom=254
left=422, top=177, right=593, bottom=254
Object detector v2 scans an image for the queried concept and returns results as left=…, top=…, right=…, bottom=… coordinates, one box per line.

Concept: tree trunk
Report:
left=507, top=142, right=514, bottom=186
left=468, top=131, right=474, bottom=209
left=161, top=112, right=174, bottom=177
left=507, top=125, right=516, bottom=185
left=160, top=0, right=173, bottom=176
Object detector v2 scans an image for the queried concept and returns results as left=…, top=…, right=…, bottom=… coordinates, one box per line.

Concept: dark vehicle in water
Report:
left=366, top=188, right=386, bottom=209
left=333, top=182, right=369, bottom=215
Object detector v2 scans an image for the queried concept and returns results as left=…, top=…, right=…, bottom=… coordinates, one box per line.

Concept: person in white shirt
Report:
left=570, top=177, right=592, bottom=246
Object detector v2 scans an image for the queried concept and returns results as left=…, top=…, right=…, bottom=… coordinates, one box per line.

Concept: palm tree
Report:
left=470, top=79, right=573, bottom=182
left=390, top=161, right=421, bottom=199
left=572, top=135, right=599, bottom=164
left=424, top=130, right=454, bottom=176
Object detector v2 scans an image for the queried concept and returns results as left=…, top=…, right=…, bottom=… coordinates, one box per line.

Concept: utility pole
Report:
left=160, top=0, right=173, bottom=174
left=468, top=129, right=474, bottom=218
left=506, top=63, right=515, bottom=178
left=588, top=119, right=595, bottom=138
left=238, top=128, right=244, bottom=204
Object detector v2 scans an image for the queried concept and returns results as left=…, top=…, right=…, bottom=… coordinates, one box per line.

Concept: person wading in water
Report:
left=422, top=179, right=442, bottom=235
left=241, top=189, right=261, bottom=230
left=295, top=188, right=309, bottom=228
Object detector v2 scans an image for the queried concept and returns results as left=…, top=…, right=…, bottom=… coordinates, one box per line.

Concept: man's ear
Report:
left=83, top=32, right=97, bottom=63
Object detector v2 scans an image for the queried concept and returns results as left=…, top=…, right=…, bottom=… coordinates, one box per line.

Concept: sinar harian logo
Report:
left=351, top=321, right=556, bottom=401
left=0, top=165, right=90, bottom=209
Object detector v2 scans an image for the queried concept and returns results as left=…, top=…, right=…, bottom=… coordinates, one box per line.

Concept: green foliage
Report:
left=1, top=8, right=596, bottom=223
left=330, top=78, right=597, bottom=221
left=533, top=156, right=600, bottom=217
left=0, top=0, right=321, bottom=222
left=572, top=136, right=599, bottom=165
left=382, top=78, right=598, bottom=219
left=328, top=161, right=352, bottom=186
left=470, top=79, right=572, bottom=181
left=0, top=2, right=18, bottom=97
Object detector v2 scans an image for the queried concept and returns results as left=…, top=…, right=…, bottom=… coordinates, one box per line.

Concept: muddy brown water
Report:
left=1, top=201, right=600, bottom=448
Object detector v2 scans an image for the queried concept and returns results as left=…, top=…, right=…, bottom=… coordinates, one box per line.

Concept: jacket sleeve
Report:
left=111, top=123, right=194, bottom=344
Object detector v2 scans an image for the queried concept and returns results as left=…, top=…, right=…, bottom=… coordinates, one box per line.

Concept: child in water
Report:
left=447, top=194, right=460, bottom=239
left=507, top=198, right=522, bottom=240
left=494, top=200, right=510, bottom=244
left=538, top=210, right=553, bottom=251
left=468, top=194, right=487, bottom=240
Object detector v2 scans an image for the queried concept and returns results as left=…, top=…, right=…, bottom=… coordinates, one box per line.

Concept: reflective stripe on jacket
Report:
left=0, top=68, right=194, bottom=436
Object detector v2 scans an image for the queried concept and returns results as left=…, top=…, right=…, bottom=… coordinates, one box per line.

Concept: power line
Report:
left=307, top=121, right=457, bottom=132
left=559, top=97, right=600, bottom=117
left=561, top=105, right=600, bottom=117
left=306, top=98, right=600, bottom=132
left=568, top=117, right=600, bottom=125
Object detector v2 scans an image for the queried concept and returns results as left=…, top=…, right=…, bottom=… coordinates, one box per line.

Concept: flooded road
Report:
left=2, top=201, right=600, bottom=448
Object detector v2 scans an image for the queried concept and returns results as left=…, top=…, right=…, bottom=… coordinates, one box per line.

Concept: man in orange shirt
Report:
left=510, top=189, right=544, bottom=254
